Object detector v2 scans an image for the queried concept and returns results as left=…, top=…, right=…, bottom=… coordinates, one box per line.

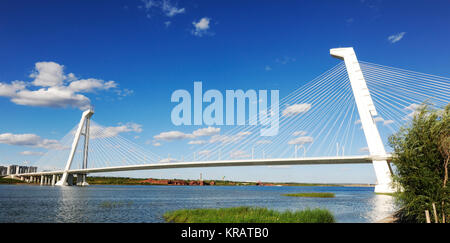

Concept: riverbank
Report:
left=1, top=176, right=375, bottom=187
left=85, top=176, right=374, bottom=187
left=164, top=207, right=335, bottom=223
left=0, top=177, right=24, bottom=184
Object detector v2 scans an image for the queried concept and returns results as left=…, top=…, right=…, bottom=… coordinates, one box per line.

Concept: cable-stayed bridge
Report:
left=11, top=47, right=450, bottom=193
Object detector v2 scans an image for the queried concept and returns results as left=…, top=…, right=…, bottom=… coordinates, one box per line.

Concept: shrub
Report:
left=389, top=104, right=449, bottom=223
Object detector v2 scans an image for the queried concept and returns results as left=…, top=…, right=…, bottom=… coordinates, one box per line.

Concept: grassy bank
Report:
left=164, top=207, right=335, bottom=223
left=86, top=176, right=145, bottom=185
left=282, top=192, right=335, bottom=198
left=85, top=176, right=355, bottom=187
left=0, top=177, right=23, bottom=184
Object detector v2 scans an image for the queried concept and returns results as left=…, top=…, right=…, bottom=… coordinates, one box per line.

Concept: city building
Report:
left=0, top=166, right=7, bottom=176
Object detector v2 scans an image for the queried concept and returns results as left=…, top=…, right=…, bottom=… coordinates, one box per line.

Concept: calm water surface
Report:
left=0, top=185, right=395, bottom=223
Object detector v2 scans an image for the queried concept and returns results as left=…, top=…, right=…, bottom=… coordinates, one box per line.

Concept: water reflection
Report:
left=364, top=194, right=396, bottom=222
left=0, top=185, right=396, bottom=223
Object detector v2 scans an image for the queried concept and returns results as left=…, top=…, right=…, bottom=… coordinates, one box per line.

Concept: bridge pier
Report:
left=67, top=174, right=74, bottom=186
left=76, top=174, right=89, bottom=186
left=51, top=175, right=56, bottom=186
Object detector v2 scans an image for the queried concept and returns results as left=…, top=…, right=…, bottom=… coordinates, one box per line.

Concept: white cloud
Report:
left=373, top=117, right=395, bottom=126
left=287, top=136, right=314, bottom=145
left=0, top=133, right=65, bottom=150
left=0, top=81, right=26, bottom=96
left=265, top=65, right=272, bottom=71
left=161, top=0, right=185, bottom=17
left=152, top=142, right=161, bottom=147
left=405, top=103, right=421, bottom=111
left=141, top=0, right=185, bottom=18
left=388, top=32, right=406, bottom=43
left=282, top=103, right=311, bottom=116
left=230, top=150, right=250, bottom=159
left=404, top=103, right=423, bottom=119
left=90, top=123, right=143, bottom=139
left=192, top=17, right=211, bottom=37
left=154, top=131, right=195, bottom=141
left=275, top=56, right=296, bottom=65
left=188, top=140, right=207, bottom=145
left=192, top=127, right=220, bottom=137
left=68, top=79, right=117, bottom=93
left=20, top=151, right=45, bottom=156
left=11, top=86, right=91, bottom=109
left=0, top=61, right=130, bottom=110
left=29, top=62, right=65, bottom=87
left=292, top=131, right=307, bottom=136
left=155, top=126, right=220, bottom=142
left=355, top=117, right=394, bottom=126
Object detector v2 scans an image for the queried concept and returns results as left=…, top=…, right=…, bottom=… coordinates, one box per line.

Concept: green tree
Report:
left=389, top=103, right=449, bottom=223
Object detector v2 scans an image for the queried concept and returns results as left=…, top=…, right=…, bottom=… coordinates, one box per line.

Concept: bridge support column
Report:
left=78, top=174, right=89, bottom=187
left=76, top=174, right=82, bottom=186
left=56, top=109, right=94, bottom=186
left=67, top=174, right=74, bottom=186
left=30, top=176, right=34, bottom=183
left=331, top=47, right=395, bottom=193
left=51, top=175, right=56, bottom=186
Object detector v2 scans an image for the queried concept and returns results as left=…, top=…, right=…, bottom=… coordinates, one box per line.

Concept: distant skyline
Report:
left=1, top=0, right=449, bottom=183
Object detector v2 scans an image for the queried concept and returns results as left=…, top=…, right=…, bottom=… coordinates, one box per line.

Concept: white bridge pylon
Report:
left=55, top=109, right=93, bottom=186
left=49, top=47, right=395, bottom=193
left=330, top=47, right=394, bottom=193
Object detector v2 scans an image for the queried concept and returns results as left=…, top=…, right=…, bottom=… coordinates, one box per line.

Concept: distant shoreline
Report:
left=85, top=176, right=375, bottom=187
left=0, top=176, right=375, bottom=187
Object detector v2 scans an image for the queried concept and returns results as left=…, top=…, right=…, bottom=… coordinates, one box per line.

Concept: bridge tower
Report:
left=330, top=47, right=394, bottom=193
left=55, top=109, right=94, bottom=186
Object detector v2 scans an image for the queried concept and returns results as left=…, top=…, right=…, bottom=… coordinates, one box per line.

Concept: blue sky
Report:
left=0, top=0, right=449, bottom=183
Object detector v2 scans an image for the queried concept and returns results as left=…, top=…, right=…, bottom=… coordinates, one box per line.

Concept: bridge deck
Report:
left=15, top=155, right=390, bottom=177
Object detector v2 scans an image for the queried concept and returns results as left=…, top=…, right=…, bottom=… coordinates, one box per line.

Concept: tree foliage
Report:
left=389, top=104, right=449, bottom=223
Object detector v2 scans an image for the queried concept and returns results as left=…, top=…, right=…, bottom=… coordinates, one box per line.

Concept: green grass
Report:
left=0, top=177, right=23, bottom=184
left=163, top=206, right=335, bottom=223
left=282, top=192, right=335, bottom=198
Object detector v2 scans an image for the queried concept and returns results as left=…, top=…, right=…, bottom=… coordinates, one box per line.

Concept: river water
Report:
left=0, top=184, right=395, bottom=223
